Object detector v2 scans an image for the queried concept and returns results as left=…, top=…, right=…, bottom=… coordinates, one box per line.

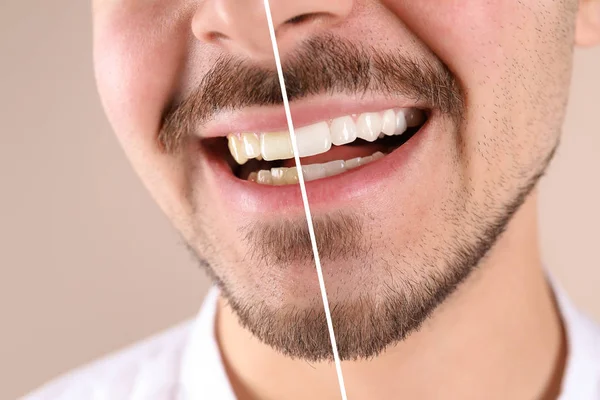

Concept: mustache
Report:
left=159, top=34, right=464, bottom=153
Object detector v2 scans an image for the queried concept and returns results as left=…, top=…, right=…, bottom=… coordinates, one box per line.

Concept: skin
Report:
left=92, top=0, right=600, bottom=399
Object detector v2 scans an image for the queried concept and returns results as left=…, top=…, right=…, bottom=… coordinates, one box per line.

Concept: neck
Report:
left=216, top=191, right=566, bottom=400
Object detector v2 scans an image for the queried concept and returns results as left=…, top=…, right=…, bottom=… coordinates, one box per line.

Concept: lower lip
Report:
left=204, top=118, right=434, bottom=214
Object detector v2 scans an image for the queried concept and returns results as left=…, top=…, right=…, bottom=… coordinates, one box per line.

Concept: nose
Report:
left=192, top=0, right=353, bottom=61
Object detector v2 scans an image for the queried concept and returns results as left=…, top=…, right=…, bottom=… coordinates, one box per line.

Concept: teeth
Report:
left=330, top=116, right=358, bottom=146
left=295, top=122, right=332, bottom=157
left=247, top=151, right=385, bottom=185
left=256, top=170, right=273, bottom=185
left=356, top=112, right=382, bottom=142
left=270, top=167, right=287, bottom=185
left=396, top=111, right=407, bottom=135
left=228, top=135, right=248, bottom=165
left=227, top=108, right=424, bottom=164
left=260, top=131, right=294, bottom=161
left=322, top=160, right=345, bottom=177
left=241, top=133, right=261, bottom=158
left=381, top=109, right=396, bottom=136
left=371, top=151, right=385, bottom=161
left=301, top=163, right=327, bottom=181
left=345, top=157, right=362, bottom=169
left=405, top=108, right=426, bottom=128
left=283, top=166, right=299, bottom=184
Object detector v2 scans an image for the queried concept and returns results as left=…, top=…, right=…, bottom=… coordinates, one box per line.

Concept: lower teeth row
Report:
left=248, top=151, right=385, bottom=185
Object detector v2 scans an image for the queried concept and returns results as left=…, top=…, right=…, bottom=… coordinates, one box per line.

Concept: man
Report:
left=26, top=0, right=600, bottom=399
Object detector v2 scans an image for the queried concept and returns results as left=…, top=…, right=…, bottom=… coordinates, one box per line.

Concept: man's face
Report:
left=92, top=0, right=577, bottom=361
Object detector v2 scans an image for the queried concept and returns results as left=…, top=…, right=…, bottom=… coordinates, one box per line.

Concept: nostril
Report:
left=206, top=31, right=228, bottom=43
left=285, top=13, right=314, bottom=25
left=285, top=12, right=332, bottom=26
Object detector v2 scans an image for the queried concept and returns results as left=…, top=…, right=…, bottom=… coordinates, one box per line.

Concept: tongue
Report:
left=282, top=142, right=387, bottom=168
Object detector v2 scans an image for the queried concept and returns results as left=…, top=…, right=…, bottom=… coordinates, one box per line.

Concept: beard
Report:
left=177, top=35, right=559, bottom=362
left=187, top=147, right=554, bottom=362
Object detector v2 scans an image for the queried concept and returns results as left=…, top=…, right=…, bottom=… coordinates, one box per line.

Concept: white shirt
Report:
left=23, top=284, right=600, bottom=400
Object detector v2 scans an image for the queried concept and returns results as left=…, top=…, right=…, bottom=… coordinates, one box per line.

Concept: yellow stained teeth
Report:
left=260, top=131, right=294, bottom=161
left=241, top=133, right=260, bottom=159
left=227, top=135, right=248, bottom=165
left=247, top=167, right=299, bottom=185
left=270, top=168, right=287, bottom=185
left=284, top=167, right=299, bottom=184
left=257, top=170, right=273, bottom=185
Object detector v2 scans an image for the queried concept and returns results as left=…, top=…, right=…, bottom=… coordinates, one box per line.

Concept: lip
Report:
left=198, top=94, right=430, bottom=138
left=200, top=109, right=438, bottom=214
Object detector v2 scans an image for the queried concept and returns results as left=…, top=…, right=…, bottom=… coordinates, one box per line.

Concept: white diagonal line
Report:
left=261, top=2, right=348, bottom=399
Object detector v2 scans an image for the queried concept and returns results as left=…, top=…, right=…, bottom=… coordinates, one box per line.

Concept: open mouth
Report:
left=213, top=107, right=428, bottom=186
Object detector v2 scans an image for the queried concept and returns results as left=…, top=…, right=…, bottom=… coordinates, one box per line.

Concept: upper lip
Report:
left=195, top=94, right=431, bottom=139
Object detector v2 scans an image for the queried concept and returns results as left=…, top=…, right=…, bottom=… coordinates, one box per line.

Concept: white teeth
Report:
left=356, top=112, right=382, bottom=142
left=395, top=111, right=407, bottom=135
left=295, top=122, right=332, bottom=157
left=301, top=163, right=327, bottom=181
left=322, top=160, right=345, bottom=177
left=227, top=108, right=425, bottom=164
left=345, top=157, right=362, bottom=169
left=330, top=116, right=358, bottom=146
left=371, top=151, right=385, bottom=161
left=381, top=109, right=396, bottom=136
left=361, top=155, right=373, bottom=164
left=260, top=131, right=294, bottom=161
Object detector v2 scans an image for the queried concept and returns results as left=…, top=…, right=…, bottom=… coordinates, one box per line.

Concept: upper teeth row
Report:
left=227, top=108, right=425, bottom=165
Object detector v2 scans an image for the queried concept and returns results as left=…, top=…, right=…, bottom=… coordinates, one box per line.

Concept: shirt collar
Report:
left=553, top=281, right=600, bottom=399
left=180, top=281, right=600, bottom=400
left=179, top=287, right=237, bottom=400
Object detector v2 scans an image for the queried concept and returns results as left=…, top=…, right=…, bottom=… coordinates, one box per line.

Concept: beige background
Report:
left=0, top=1, right=598, bottom=399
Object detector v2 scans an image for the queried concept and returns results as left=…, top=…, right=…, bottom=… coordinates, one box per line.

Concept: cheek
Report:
left=92, top=5, right=196, bottom=230
left=385, top=0, right=575, bottom=171
left=93, top=7, right=189, bottom=148
left=385, top=0, right=513, bottom=91
left=386, top=0, right=575, bottom=92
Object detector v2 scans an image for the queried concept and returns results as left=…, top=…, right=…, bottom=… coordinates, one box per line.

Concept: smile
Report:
left=225, top=107, right=428, bottom=186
